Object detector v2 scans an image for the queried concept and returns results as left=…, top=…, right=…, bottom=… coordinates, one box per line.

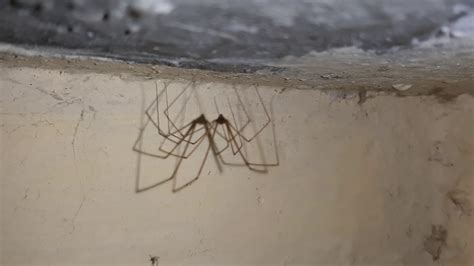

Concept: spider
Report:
left=145, top=80, right=254, bottom=146
left=133, top=80, right=279, bottom=192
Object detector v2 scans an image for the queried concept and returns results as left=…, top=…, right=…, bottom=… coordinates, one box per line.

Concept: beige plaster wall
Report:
left=1, top=63, right=473, bottom=265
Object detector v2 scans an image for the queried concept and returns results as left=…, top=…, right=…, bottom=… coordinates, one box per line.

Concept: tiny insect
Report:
left=149, top=255, right=159, bottom=266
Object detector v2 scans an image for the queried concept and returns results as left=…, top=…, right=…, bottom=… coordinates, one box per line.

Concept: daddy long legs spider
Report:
left=133, top=80, right=279, bottom=192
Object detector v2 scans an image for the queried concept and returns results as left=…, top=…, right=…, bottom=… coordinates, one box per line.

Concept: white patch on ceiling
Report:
left=129, top=0, right=175, bottom=15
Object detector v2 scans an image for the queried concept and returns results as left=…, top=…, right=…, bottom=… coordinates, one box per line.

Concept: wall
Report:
left=1, top=62, right=473, bottom=265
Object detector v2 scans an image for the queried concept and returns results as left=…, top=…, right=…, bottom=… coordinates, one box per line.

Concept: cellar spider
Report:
left=133, top=81, right=278, bottom=192
left=140, top=79, right=249, bottom=157
left=211, top=85, right=279, bottom=172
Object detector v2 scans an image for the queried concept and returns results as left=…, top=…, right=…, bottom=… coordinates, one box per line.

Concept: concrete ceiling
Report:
left=0, top=0, right=473, bottom=72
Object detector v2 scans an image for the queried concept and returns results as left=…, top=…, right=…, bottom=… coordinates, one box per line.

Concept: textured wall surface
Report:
left=0, top=61, right=473, bottom=265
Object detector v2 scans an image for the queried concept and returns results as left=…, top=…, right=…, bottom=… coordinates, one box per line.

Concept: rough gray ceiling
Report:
left=1, top=0, right=473, bottom=72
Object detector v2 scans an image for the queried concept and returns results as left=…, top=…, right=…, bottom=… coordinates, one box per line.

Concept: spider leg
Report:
left=218, top=119, right=278, bottom=170
left=161, top=124, right=208, bottom=159
left=238, top=86, right=271, bottom=142
left=145, top=97, right=183, bottom=144
left=230, top=84, right=251, bottom=132
left=224, top=121, right=243, bottom=155
left=134, top=116, right=196, bottom=159
left=162, top=81, right=207, bottom=145
left=171, top=122, right=218, bottom=192
left=146, top=81, right=206, bottom=145
left=225, top=96, right=245, bottom=154
left=214, top=123, right=231, bottom=155
left=168, top=122, right=206, bottom=145
left=158, top=121, right=203, bottom=158
left=213, top=121, right=265, bottom=172
left=163, top=81, right=197, bottom=141
left=205, top=121, right=223, bottom=173
left=163, top=80, right=197, bottom=137
left=133, top=116, right=196, bottom=193
left=145, top=80, right=194, bottom=144
left=211, top=97, right=230, bottom=140
left=145, top=121, right=197, bottom=193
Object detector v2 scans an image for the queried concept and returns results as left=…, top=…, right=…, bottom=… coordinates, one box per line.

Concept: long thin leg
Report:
left=162, top=82, right=198, bottom=138
left=172, top=122, right=218, bottom=192
left=133, top=119, right=198, bottom=193
left=214, top=123, right=231, bottom=155
left=159, top=124, right=208, bottom=159
left=205, top=122, right=223, bottom=173
left=134, top=117, right=197, bottom=159
left=226, top=96, right=244, bottom=154
left=166, top=122, right=199, bottom=192
left=223, top=121, right=268, bottom=172
left=145, top=80, right=194, bottom=144
left=216, top=119, right=278, bottom=170
left=231, top=84, right=252, bottom=132
left=145, top=99, right=183, bottom=144
left=238, top=86, right=271, bottom=142
left=163, top=80, right=197, bottom=137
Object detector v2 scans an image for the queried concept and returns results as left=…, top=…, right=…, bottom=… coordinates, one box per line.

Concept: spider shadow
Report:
left=215, top=84, right=279, bottom=173
left=133, top=81, right=279, bottom=193
left=134, top=80, right=210, bottom=193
